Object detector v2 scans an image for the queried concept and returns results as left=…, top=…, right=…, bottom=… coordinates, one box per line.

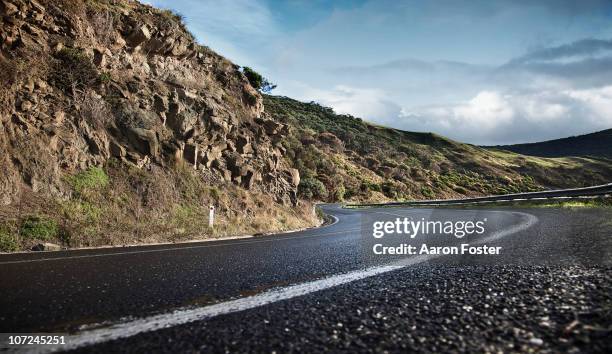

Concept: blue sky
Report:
left=144, top=0, right=612, bottom=144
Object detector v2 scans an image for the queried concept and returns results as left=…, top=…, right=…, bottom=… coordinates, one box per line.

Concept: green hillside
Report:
left=265, top=95, right=612, bottom=202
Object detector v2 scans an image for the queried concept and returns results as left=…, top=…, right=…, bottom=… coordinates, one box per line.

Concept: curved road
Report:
left=0, top=205, right=610, bottom=352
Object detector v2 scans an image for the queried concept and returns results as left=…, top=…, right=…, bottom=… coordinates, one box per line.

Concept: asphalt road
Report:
left=0, top=205, right=610, bottom=352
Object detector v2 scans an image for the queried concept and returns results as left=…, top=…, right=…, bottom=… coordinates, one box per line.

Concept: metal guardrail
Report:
left=346, top=183, right=612, bottom=207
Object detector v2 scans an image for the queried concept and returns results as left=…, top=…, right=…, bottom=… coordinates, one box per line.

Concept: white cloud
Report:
left=564, top=86, right=612, bottom=123
left=396, top=86, right=612, bottom=145
left=452, top=91, right=515, bottom=128
left=280, top=82, right=402, bottom=123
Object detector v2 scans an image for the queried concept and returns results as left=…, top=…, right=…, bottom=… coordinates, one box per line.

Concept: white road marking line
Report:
left=31, top=211, right=538, bottom=353
left=0, top=227, right=358, bottom=265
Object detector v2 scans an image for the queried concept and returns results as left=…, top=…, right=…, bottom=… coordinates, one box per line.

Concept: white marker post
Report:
left=208, top=205, right=215, bottom=228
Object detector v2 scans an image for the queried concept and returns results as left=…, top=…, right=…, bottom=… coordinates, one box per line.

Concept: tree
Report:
left=242, top=66, right=277, bottom=93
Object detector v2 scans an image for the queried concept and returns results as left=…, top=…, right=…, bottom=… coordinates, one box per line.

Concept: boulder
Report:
left=226, top=154, right=248, bottom=177
left=126, top=25, right=151, bottom=48
left=32, top=243, right=62, bottom=252
left=203, top=143, right=226, bottom=168
left=30, top=0, right=45, bottom=13
left=209, top=116, right=230, bottom=134
left=110, top=140, right=126, bottom=158
left=153, top=94, right=168, bottom=113
left=236, top=135, right=253, bottom=155
left=289, top=168, right=300, bottom=187
left=166, top=101, right=197, bottom=136
left=243, top=169, right=261, bottom=189
left=126, top=127, right=159, bottom=156
left=20, top=100, right=33, bottom=111
left=1, top=1, right=19, bottom=16
left=257, top=118, right=288, bottom=136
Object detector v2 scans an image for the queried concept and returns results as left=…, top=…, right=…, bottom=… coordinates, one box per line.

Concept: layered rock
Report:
left=0, top=0, right=299, bottom=205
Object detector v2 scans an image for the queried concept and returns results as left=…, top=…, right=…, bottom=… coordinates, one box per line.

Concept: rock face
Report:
left=0, top=0, right=298, bottom=205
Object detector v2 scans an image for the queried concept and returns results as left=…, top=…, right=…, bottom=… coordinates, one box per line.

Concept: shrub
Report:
left=208, top=187, right=220, bottom=201
left=360, top=181, right=381, bottom=192
left=20, top=216, right=58, bottom=241
left=421, top=186, right=435, bottom=199
left=74, top=89, right=112, bottom=129
left=99, top=72, right=111, bottom=83
left=242, top=66, right=277, bottom=93
left=298, top=178, right=328, bottom=200
left=51, top=48, right=99, bottom=94
left=334, top=183, right=346, bottom=202
left=68, top=166, right=110, bottom=195
left=381, top=182, right=397, bottom=199
left=0, top=226, right=19, bottom=252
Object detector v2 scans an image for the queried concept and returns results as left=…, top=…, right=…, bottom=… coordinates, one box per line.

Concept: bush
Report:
left=74, top=89, right=112, bottom=129
left=421, top=186, right=435, bottom=199
left=51, top=48, right=99, bottom=93
left=0, top=226, right=19, bottom=252
left=298, top=178, right=328, bottom=200
left=68, top=166, right=110, bottom=195
left=99, top=72, right=111, bottom=83
left=381, top=182, right=397, bottom=199
left=20, top=216, right=58, bottom=241
left=242, top=66, right=277, bottom=93
left=334, top=183, right=346, bottom=202
left=360, top=181, right=381, bottom=193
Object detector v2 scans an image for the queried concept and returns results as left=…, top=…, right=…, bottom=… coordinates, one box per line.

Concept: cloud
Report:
left=450, top=91, right=515, bottom=128
left=565, top=85, right=612, bottom=120
left=337, top=59, right=490, bottom=76
left=284, top=83, right=402, bottom=124
left=397, top=86, right=612, bottom=145
left=507, top=38, right=612, bottom=65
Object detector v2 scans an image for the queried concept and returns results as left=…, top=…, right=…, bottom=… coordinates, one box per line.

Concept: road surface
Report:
left=0, top=205, right=610, bottom=353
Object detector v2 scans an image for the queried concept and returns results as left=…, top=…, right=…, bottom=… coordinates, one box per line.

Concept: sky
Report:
left=144, top=0, right=612, bottom=145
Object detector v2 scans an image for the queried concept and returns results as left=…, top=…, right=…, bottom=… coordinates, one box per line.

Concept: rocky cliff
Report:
left=0, top=0, right=299, bottom=206
left=0, top=0, right=313, bottom=251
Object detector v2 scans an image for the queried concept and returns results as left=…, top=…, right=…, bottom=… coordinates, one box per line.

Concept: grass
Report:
left=505, top=197, right=612, bottom=209
left=428, top=197, right=612, bottom=210
left=0, top=225, right=19, bottom=252
left=0, top=160, right=319, bottom=251
left=19, top=216, right=58, bottom=241
left=342, top=197, right=612, bottom=210
left=67, top=166, right=110, bottom=195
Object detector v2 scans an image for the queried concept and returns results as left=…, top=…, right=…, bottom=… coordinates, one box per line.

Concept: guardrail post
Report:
left=208, top=205, right=215, bottom=228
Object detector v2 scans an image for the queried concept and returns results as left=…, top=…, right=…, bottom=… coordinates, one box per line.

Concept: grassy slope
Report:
left=489, top=129, right=612, bottom=159
left=264, top=95, right=612, bottom=202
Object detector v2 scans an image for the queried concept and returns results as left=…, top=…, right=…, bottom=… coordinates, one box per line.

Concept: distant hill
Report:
left=489, top=129, right=612, bottom=159
left=265, top=95, right=612, bottom=203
